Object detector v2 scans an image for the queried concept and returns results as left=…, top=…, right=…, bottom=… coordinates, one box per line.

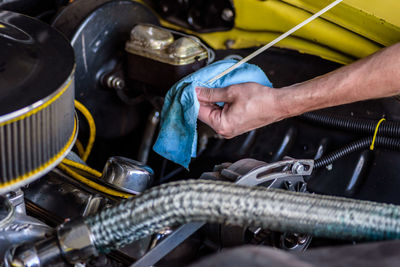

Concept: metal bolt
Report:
left=292, top=162, right=305, bottom=174
left=106, top=75, right=125, bottom=90
left=221, top=8, right=234, bottom=21
left=225, top=39, right=235, bottom=49
left=161, top=4, right=169, bottom=13
left=297, top=235, right=308, bottom=245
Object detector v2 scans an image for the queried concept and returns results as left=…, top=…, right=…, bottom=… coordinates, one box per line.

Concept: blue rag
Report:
left=153, top=59, right=273, bottom=168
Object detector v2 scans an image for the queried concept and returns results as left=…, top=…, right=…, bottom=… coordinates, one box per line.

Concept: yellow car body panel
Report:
left=280, top=0, right=400, bottom=46
left=154, top=0, right=400, bottom=64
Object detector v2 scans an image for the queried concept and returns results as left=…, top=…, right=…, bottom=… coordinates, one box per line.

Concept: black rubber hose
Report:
left=301, top=112, right=400, bottom=137
left=315, top=136, right=400, bottom=168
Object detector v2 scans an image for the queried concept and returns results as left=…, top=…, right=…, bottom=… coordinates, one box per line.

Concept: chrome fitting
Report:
left=57, top=219, right=97, bottom=263
left=4, top=220, right=97, bottom=266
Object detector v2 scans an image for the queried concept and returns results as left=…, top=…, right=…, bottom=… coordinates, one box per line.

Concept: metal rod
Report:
left=207, top=0, right=344, bottom=84
left=131, top=222, right=204, bottom=267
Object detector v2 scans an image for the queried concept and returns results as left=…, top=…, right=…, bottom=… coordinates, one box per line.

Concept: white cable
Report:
left=207, top=0, right=344, bottom=84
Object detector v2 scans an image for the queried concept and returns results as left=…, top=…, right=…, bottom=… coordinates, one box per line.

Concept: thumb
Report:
left=196, top=86, right=231, bottom=103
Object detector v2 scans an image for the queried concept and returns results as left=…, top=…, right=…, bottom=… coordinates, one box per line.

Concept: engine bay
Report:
left=2, top=0, right=400, bottom=266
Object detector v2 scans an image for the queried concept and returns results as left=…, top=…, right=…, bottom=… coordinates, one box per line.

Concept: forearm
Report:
left=274, top=43, right=400, bottom=118
left=197, top=43, right=400, bottom=138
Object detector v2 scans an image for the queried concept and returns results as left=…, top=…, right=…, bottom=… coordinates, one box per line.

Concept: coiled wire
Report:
left=74, top=100, right=96, bottom=162
left=301, top=112, right=400, bottom=137
left=300, top=113, right=400, bottom=168
left=314, top=136, right=400, bottom=168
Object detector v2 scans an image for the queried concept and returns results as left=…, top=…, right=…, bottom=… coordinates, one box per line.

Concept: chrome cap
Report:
left=102, top=157, right=154, bottom=194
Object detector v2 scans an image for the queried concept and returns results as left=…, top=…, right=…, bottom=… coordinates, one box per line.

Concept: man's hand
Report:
left=197, top=44, right=400, bottom=139
left=196, top=83, right=286, bottom=139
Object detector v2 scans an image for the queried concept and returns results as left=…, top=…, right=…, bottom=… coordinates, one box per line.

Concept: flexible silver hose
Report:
left=85, top=180, right=400, bottom=250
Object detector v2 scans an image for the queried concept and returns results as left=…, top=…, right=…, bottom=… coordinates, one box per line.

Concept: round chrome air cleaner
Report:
left=0, top=11, right=76, bottom=193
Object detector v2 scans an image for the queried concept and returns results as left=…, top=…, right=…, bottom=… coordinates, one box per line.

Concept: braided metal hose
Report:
left=85, top=180, right=400, bottom=251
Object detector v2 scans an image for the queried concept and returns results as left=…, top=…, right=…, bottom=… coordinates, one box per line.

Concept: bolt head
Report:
left=292, top=163, right=305, bottom=174
left=222, top=8, right=234, bottom=21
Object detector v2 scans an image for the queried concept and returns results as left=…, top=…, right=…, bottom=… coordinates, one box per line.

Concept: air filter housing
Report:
left=0, top=11, right=76, bottom=193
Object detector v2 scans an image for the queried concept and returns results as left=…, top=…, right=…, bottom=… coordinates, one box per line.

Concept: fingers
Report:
left=196, top=86, right=232, bottom=103
left=198, top=102, right=222, bottom=130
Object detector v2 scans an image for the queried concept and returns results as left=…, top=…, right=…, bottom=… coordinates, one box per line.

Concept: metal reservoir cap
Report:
left=125, top=24, right=207, bottom=65
left=167, top=37, right=208, bottom=64
left=102, top=157, right=154, bottom=194
left=129, top=24, right=174, bottom=50
left=0, top=11, right=76, bottom=193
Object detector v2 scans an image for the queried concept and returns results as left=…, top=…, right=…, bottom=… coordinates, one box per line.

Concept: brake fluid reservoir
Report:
left=125, top=24, right=208, bottom=91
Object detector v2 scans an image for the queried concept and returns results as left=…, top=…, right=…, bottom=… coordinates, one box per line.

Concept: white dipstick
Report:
left=207, top=0, right=344, bottom=84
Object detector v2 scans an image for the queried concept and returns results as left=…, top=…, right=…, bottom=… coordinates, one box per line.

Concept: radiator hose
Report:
left=85, top=180, right=400, bottom=251
left=8, top=180, right=400, bottom=265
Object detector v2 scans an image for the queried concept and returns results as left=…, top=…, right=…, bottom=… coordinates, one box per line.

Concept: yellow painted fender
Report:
left=149, top=0, right=400, bottom=64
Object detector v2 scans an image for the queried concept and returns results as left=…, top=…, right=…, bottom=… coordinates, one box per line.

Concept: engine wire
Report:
left=64, top=101, right=134, bottom=198
left=58, top=163, right=134, bottom=199
left=61, top=158, right=102, bottom=178
left=74, top=100, right=96, bottom=161
left=74, top=139, right=85, bottom=159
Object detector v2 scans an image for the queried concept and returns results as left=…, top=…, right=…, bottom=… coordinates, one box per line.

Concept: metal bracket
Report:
left=235, top=159, right=314, bottom=187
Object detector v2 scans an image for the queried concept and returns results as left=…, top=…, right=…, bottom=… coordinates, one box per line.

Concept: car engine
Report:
left=2, top=0, right=400, bottom=266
